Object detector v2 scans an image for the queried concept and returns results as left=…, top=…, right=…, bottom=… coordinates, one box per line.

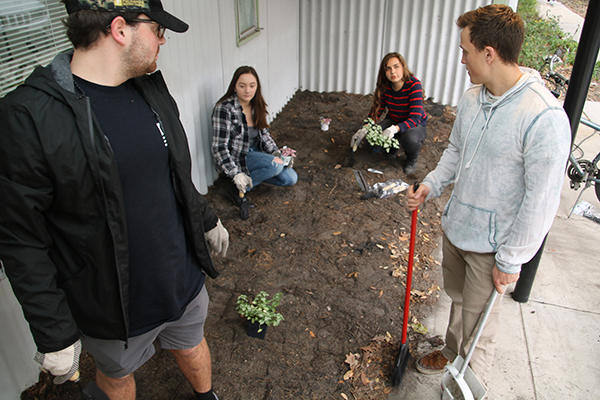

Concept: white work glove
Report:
left=205, top=219, right=229, bottom=257
left=351, top=127, right=368, bottom=152
left=34, top=339, right=81, bottom=384
left=233, top=173, right=253, bottom=193
left=382, top=125, right=400, bottom=139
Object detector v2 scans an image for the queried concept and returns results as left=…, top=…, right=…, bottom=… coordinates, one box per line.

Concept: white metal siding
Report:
left=159, top=0, right=300, bottom=194
left=300, top=0, right=491, bottom=106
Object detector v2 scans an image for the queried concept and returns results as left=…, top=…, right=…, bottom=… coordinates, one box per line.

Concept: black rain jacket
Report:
left=0, top=52, right=219, bottom=353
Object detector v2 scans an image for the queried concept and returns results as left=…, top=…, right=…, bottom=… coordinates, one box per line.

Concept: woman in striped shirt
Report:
left=351, top=52, right=427, bottom=174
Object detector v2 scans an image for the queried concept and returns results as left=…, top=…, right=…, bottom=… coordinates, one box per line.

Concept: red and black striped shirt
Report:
left=373, top=76, right=427, bottom=132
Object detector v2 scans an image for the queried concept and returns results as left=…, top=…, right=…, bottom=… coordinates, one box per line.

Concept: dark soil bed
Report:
left=23, top=91, right=457, bottom=400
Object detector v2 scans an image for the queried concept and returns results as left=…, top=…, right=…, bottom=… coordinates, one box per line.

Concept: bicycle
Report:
left=538, top=48, right=570, bottom=99
left=538, top=49, right=600, bottom=208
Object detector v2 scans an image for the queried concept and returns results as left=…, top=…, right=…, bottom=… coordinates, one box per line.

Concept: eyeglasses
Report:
left=131, top=18, right=166, bottom=39
left=105, top=18, right=166, bottom=39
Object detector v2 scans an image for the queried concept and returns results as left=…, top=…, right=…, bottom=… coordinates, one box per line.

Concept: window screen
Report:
left=0, top=0, right=72, bottom=98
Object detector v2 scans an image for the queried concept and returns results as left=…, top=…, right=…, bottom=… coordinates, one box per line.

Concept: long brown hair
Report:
left=216, top=66, right=269, bottom=129
left=369, top=52, right=413, bottom=120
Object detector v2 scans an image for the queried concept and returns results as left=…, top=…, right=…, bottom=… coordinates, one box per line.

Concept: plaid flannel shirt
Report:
left=211, top=95, right=278, bottom=178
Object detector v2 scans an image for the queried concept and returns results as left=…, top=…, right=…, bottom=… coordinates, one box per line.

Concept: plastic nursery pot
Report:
left=320, top=123, right=330, bottom=131
left=247, top=320, right=267, bottom=339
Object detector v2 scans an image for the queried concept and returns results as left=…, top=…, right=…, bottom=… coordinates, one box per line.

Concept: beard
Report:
left=121, top=33, right=158, bottom=79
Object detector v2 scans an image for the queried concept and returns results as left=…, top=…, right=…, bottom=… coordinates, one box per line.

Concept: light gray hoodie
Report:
left=423, top=68, right=571, bottom=274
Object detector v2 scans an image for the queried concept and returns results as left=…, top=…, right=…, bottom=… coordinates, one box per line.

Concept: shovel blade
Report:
left=441, top=356, right=487, bottom=400
left=391, top=342, right=410, bottom=388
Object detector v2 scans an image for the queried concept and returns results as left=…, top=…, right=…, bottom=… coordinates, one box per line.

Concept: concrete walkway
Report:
left=389, top=2, right=600, bottom=399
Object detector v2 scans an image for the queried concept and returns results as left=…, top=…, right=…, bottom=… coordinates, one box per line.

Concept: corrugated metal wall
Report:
left=159, top=0, right=300, bottom=194
left=299, top=0, right=491, bottom=106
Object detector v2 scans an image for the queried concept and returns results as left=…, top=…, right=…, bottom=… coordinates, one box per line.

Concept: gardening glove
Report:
left=233, top=172, right=253, bottom=193
left=34, top=339, right=81, bottom=384
left=382, top=125, right=400, bottom=139
left=205, top=219, right=229, bottom=257
left=271, top=150, right=282, bottom=158
left=351, top=127, right=368, bottom=152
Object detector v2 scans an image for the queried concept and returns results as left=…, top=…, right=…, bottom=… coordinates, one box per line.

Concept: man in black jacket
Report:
left=0, top=1, right=227, bottom=399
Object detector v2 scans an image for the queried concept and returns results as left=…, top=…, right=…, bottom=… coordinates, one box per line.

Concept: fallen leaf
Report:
left=376, top=244, right=384, bottom=249
left=331, top=138, right=335, bottom=143
left=411, top=321, right=428, bottom=335
left=345, top=353, right=360, bottom=367
left=334, top=164, right=342, bottom=169
left=371, top=335, right=385, bottom=342
left=343, top=370, right=354, bottom=381
left=361, top=371, right=369, bottom=385
left=309, top=331, right=316, bottom=338
left=341, top=393, right=349, bottom=399
left=333, top=231, right=342, bottom=235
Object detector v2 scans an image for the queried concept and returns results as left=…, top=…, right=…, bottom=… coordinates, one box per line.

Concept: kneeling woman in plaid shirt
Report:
left=211, top=66, right=297, bottom=219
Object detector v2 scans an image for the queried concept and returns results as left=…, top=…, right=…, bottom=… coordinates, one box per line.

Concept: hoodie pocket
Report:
left=443, top=195, right=497, bottom=252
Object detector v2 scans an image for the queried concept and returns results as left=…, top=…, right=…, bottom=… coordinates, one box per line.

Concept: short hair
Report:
left=457, top=4, right=524, bottom=65
left=61, top=1, right=139, bottom=49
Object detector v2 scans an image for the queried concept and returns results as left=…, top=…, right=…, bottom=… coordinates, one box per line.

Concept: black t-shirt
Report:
left=74, top=75, right=204, bottom=337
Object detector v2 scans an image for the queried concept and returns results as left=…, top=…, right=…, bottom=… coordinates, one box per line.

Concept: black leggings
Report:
left=379, top=117, right=426, bottom=161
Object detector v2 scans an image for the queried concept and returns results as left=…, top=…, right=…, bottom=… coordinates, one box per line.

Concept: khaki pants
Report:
left=440, top=234, right=503, bottom=379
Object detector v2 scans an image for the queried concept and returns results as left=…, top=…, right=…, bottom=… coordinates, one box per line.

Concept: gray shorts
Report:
left=81, top=286, right=209, bottom=378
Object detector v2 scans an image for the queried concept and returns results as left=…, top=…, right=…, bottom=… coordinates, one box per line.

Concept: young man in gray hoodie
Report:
left=408, top=4, right=570, bottom=380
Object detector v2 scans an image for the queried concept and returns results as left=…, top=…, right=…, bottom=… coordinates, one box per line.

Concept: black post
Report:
left=513, top=1, right=600, bottom=303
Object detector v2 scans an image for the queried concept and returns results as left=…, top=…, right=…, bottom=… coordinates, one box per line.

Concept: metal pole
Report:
left=513, top=1, right=600, bottom=303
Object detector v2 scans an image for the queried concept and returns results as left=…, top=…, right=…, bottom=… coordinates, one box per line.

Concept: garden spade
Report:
left=391, top=183, right=419, bottom=387
left=239, top=191, right=250, bottom=220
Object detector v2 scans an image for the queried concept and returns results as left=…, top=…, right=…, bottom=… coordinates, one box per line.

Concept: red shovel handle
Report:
left=401, top=207, right=418, bottom=344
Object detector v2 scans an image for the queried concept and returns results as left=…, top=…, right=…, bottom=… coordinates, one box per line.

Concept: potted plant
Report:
left=236, top=291, right=284, bottom=339
left=363, top=117, right=400, bottom=153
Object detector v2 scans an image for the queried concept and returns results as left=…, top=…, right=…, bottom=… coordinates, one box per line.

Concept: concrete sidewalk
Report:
left=389, top=3, right=600, bottom=399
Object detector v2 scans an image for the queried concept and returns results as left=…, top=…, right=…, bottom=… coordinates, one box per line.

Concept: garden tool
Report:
left=239, top=191, right=250, bottom=220
left=441, top=289, right=499, bottom=400
left=391, top=183, right=419, bottom=387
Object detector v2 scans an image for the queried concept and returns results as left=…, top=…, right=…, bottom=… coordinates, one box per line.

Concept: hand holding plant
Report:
left=363, top=117, right=400, bottom=153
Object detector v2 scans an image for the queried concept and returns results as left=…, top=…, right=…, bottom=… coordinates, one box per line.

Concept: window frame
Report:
left=234, top=0, right=261, bottom=47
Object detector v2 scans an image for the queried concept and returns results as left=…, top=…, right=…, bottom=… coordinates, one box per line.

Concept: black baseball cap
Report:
left=65, top=0, right=189, bottom=33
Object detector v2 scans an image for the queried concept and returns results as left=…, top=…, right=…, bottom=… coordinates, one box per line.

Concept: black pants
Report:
left=379, top=117, right=426, bottom=161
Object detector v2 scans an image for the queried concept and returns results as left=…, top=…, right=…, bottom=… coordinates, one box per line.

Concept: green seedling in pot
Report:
left=364, top=117, right=400, bottom=153
left=236, top=291, right=284, bottom=332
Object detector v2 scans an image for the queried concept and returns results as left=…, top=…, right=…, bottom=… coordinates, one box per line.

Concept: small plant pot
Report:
left=366, top=143, right=383, bottom=153
left=247, top=321, right=267, bottom=339
left=320, top=123, right=330, bottom=131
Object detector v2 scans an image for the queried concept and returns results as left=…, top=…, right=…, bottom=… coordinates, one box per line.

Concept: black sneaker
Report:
left=404, top=158, right=417, bottom=175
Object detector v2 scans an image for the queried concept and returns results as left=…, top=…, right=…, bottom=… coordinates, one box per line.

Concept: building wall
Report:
left=159, top=0, right=301, bottom=194
left=299, top=0, right=491, bottom=106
